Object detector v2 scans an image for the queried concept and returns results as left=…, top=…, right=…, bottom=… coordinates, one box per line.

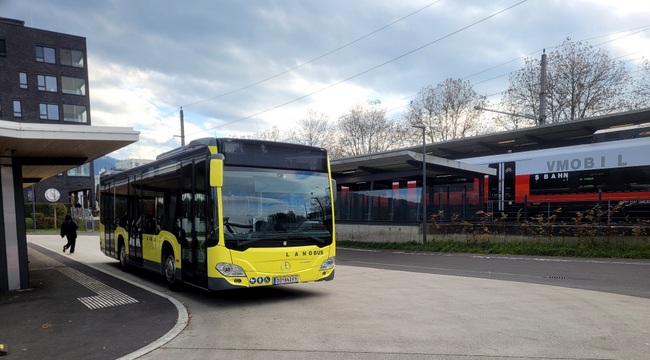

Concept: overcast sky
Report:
left=3, top=0, right=650, bottom=159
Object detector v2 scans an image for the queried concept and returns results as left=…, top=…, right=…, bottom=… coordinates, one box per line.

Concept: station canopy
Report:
left=0, top=120, right=139, bottom=187
left=331, top=108, right=650, bottom=183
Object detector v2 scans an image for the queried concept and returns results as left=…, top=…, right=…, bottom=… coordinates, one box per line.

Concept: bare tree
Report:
left=287, top=110, right=335, bottom=149
left=504, top=38, right=631, bottom=123
left=629, top=58, right=650, bottom=110
left=404, top=78, right=486, bottom=143
left=336, top=100, right=409, bottom=157
left=249, top=125, right=285, bottom=142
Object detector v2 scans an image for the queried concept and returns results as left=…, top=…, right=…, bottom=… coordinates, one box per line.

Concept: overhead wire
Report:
left=134, top=0, right=446, bottom=148
left=191, top=0, right=531, bottom=136
left=180, top=0, right=444, bottom=110
left=141, top=3, right=649, bottom=151
left=387, top=25, right=650, bottom=115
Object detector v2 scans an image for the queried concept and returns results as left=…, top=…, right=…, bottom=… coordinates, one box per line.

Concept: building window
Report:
left=39, top=103, right=60, bottom=120
left=63, top=104, right=88, bottom=123
left=36, top=45, right=56, bottom=63
left=60, top=49, right=84, bottom=68
left=37, top=75, right=58, bottom=92
left=67, top=163, right=90, bottom=177
left=13, top=100, right=22, bottom=117
left=19, top=72, right=28, bottom=89
left=61, top=76, right=86, bottom=95
left=0, top=38, right=6, bottom=57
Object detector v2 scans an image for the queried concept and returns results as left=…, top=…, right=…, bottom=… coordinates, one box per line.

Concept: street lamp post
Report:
left=412, top=125, right=427, bottom=244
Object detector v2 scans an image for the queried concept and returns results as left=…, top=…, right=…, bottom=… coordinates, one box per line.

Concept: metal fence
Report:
left=335, top=189, right=650, bottom=226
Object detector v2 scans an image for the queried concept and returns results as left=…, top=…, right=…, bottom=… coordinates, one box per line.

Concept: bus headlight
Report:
left=216, top=263, right=246, bottom=277
left=319, top=257, right=335, bottom=271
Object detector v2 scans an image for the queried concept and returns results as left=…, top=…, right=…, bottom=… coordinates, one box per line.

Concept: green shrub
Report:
left=25, top=202, right=93, bottom=231
left=33, top=213, right=47, bottom=229
left=25, top=203, right=69, bottom=219
left=25, top=203, right=71, bottom=229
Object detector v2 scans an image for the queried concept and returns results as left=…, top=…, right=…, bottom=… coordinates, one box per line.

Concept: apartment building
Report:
left=0, top=17, right=95, bottom=208
left=1, top=17, right=138, bottom=291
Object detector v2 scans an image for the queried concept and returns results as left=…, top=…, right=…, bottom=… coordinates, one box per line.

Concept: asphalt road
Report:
left=336, top=247, right=650, bottom=299
left=26, top=235, right=650, bottom=359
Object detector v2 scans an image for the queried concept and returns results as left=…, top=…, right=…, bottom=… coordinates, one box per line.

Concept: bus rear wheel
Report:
left=163, top=252, right=182, bottom=291
left=118, top=243, right=129, bottom=272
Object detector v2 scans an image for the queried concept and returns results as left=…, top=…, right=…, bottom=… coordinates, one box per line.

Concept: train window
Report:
left=530, top=166, right=650, bottom=195
left=577, top=171, right=608, bottom=192
left=530, top=172, right=571, bottom=195
left=622, top=166, right=650, bottom=191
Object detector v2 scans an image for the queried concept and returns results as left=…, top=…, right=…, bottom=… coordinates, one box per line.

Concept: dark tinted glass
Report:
left=220, top=140, right=327, bottom=172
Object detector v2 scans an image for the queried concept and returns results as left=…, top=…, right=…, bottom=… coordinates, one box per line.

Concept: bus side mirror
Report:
left=331, top=179, right=336, bottom=202
left=210, top=154, right=225, bottom=188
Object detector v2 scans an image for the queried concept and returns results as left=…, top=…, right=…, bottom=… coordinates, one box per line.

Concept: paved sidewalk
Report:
left=0, top=241, right=182, bottom=360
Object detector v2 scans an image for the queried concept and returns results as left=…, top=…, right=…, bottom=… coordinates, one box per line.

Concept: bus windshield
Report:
left=219, top=167, right=332, bottom=250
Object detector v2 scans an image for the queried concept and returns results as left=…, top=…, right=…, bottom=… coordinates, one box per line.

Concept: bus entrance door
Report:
left=179, top=216, right=195, bottom=281
left=180, top=219, right=209, bottom=287
left=180, top=187, right=209, bottom=288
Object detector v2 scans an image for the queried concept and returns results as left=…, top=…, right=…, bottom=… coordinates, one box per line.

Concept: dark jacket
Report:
left=60, top=219, right=78, bottom=239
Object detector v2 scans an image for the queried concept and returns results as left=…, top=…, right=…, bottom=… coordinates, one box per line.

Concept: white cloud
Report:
left=88, top=59, right=179, bottom=159
left=608, top=32, right=650, bottom=67
left=3, top=0, right=649, bottom=159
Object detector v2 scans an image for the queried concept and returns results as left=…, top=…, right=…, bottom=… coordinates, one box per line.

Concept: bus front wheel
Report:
left=163, top=252, right=182, bottom=291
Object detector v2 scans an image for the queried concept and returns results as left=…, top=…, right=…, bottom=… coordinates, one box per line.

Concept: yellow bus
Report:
left=99, top=138, right=335, bottom=291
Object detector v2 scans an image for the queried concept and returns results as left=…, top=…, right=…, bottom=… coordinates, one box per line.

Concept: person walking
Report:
left=60, top=215, right=78, bottom=254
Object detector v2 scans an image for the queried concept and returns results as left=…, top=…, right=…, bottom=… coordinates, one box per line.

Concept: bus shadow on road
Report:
left=109, top=262, right=328, bottom=306
left=195, top=284, right=326, bottom=307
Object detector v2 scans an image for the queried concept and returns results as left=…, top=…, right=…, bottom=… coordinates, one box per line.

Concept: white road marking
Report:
left=30, top=248, right=138, bottom=309
left=58, top=266, right=139, bottom=309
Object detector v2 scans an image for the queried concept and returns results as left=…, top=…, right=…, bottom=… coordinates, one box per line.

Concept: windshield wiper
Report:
left=235, top=232, right=283, bottom=247
left=305, top=234, right=325, bottom=244
left=234, top=232, right=328, bottom=247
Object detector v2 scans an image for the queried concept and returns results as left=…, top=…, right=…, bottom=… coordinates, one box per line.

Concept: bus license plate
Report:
left=273, top=275, right=298, bottom=285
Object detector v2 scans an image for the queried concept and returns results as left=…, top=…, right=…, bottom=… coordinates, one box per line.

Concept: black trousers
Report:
left=64, top=236, right=77, bottom=253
